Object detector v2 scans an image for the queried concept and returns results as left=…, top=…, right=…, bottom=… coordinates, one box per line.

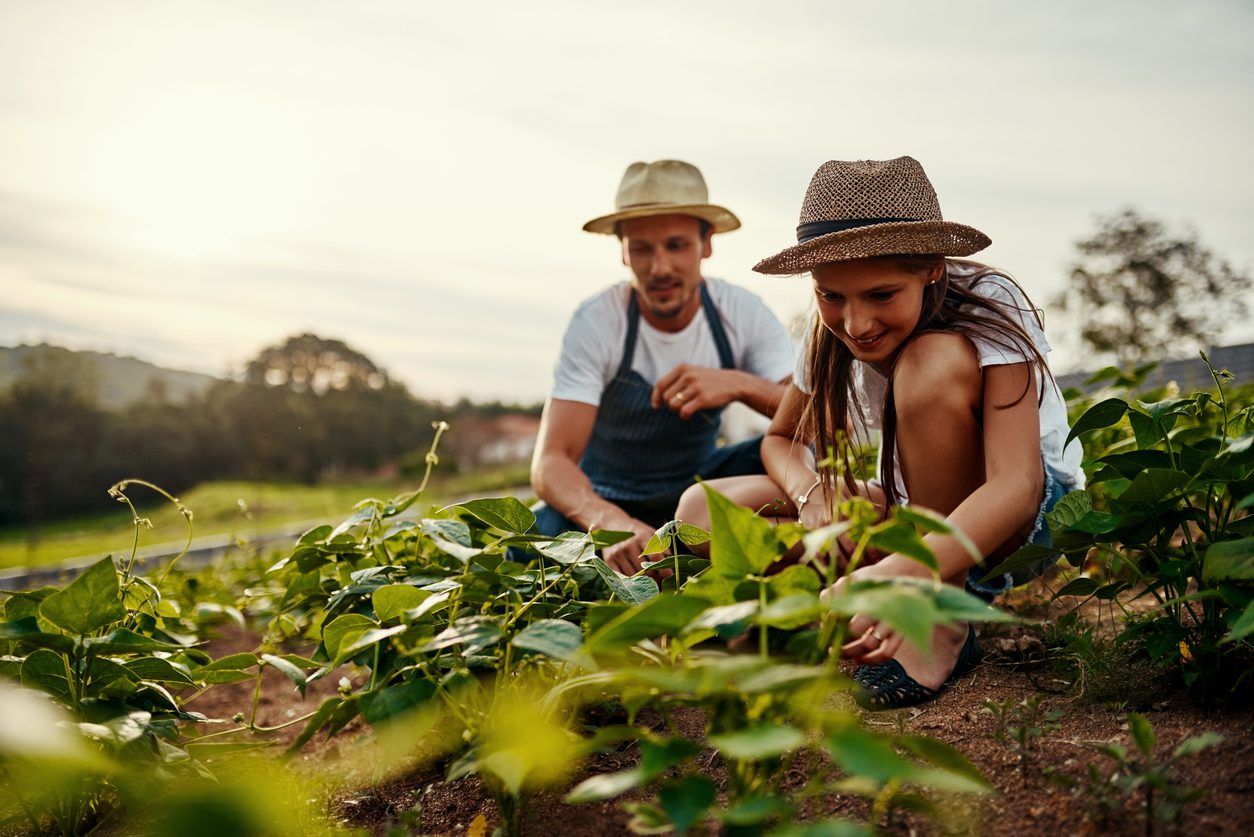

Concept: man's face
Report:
left=620, top=214, right=712, bottom=328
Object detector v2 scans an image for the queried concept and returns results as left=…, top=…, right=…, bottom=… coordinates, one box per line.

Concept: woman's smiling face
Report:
left=812, top=257, right=941, bottom=374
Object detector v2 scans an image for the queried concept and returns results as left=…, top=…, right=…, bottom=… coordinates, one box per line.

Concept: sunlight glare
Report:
left=85, top=84, right=324, bottom=260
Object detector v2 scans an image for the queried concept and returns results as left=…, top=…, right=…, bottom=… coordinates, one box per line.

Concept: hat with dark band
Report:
left=753, top=156, right=990, bottom=274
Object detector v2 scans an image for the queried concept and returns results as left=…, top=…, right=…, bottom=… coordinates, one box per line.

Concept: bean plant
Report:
left=987, top=354, right=1254, bottom=700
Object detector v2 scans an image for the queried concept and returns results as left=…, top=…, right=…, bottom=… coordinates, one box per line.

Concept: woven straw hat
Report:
left=753, top=156, right=990, bottom=274
left=583, top=159, right=741, bottom=235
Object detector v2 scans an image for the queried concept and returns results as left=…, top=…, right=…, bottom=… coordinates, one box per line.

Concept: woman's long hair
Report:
left=799, top=256, right=1051, bottom=509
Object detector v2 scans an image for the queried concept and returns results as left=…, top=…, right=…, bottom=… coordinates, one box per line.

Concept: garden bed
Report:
left=183, top=592, right=1254, bottom=837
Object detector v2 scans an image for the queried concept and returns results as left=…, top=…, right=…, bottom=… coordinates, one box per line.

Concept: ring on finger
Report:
left=867, top=627, right=884, bottom=642
left=673, top=391, right=686, bottom=403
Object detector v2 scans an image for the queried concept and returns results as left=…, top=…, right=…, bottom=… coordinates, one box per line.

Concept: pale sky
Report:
left=3, top=0, right=1252, bottom=402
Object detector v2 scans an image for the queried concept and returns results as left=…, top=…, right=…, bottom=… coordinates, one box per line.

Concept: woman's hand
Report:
left=826, top=552, right=935, bottom=665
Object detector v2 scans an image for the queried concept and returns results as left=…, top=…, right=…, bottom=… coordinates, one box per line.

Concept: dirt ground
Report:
left=185, top=586, right=1254, bottom=837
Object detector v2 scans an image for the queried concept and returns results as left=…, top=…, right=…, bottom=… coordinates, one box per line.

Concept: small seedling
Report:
left=1052, top=712, right=1222, bottom=836
left=981, top=695, right=1063, bottom=783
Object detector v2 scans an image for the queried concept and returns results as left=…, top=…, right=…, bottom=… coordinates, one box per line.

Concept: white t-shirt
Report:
left=795, top=263, right=1085, bottom=500
left=552, top=277, right=796, bottom=406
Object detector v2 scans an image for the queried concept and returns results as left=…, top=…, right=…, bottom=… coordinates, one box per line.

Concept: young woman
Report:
left=674, top=156, right=1084, bottom=708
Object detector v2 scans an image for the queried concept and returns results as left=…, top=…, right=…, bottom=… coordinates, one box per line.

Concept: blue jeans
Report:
left=966, top=461, right=1075, bottom=600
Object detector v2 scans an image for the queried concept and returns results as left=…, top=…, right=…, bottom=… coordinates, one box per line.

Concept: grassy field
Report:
left=0, top=464, right=532, bottom=570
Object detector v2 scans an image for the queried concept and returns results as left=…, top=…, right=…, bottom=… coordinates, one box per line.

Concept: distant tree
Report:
left=231, top=333, right=438, bottom=481
left=245, top=333, right=388, bottom=393
left=1054, top=209, right=1251, bottom=366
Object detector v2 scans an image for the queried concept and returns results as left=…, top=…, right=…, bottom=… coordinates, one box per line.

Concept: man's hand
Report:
left=651, top=364, right=743, bottom=419
left=603, top=519, right=657, bottom=575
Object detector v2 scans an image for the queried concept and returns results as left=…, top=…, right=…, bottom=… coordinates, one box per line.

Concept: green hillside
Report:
left=0, top=344, right=219, bottom=410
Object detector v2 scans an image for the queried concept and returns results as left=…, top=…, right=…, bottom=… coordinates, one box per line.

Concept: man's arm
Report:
left=531, top=397, right=657, bottom=572
left=650, top=365, right=787, bottom=419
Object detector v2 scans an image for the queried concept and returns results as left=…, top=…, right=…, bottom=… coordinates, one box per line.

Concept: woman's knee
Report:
left=892, top=332, right=981, bottom=419
left=675, top=475, right=788, bottom=530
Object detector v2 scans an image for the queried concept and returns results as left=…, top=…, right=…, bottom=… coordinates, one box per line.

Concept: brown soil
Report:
left=185, top=587, right=1254, bottom=837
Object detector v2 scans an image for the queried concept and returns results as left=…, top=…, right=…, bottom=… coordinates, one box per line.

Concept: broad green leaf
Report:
left=373, top=584, right=432, bottom=622
left=640, top=735, right=703, bottom=775
left=980, top=544, right=1059, bottom=583
left=322, top=614, right=375, bottom=660
left=1097, top=450, right=1173, bottom=478
left=1137, top=397, right=1194, bottom=423
left=511, top=619, right=584, bottom=660
left=1202, top=538, right=1254, bottom=583
left=1128, top=410, right=1159, bottom=450
left=421, top=518, right=472, bottom=546
left=1066, top=398, right=1129, bottom=447
left=423, top=616, right=502, bottom=655
left=0, top=617, right=75, bottom=653
left=1046, top=491, right=1093, bottom=529
left=827, top=726, right=917, bottom=785
left=823, top=580, right=939, bottom=653
left=125, top=657, right=195, bottom=685
left=1128, top=712, right=1156, bottom=757
left=736, top=663, right=828, bottom=694
left=893, top=505, right=956, bottom=534
left=766, top=564, right=821, bottom=597
left=757, top=594, right=822, bottom=629
left=535, top=532, right=597, bottom=565
left=198, top=652, right=260, bottom=672
left=79, top=710, right=151, bottom=747
left=21, top=649, right=73, bottom=702
left=421, top=519, right=481, bottom=562
left=39, top=557, right=125, bottom=636
left=591, top=557, right=659, bottom=604
left=1056, top=577, right=1101, bottom=597
left=1115, top=469, right=1192, bottom=506
left=1069, top=510, right=1120, bottom=535
left=82, top=628, right=186, bottom=655
left=931, top=585, right=1018, bottom=624
left=709, top=723, right=805, bottom=761
left=866, top=524, right=938, bottom=572
left=1225, top=598, right=1254, bottom=643
left=718, top=794, right=796, bottom=826
left=3, top=588, right=55, bottom=621
left=1173, top=731, right=1223, bottom=759
left=897, top=735, right=990, bottom=789
left=454, top=497, right=536, bottom=534
left=585, top=594, right=710, bottom=653
left=685, top=600, right=759, bottom=633
left=260, top=654, right=309, bottom=697
left=659, top=775, right=716, bottom=834
left=705, top=484, right=785, bottom=576
left=334, top=625, right=410, bottom=665
left=405, top=590, right=452, bottom=623
left=359, top=679, right=437, bottom=726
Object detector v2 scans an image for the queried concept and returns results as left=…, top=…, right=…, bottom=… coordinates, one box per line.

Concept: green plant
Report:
left=990, top=354, right=1254, bottom=700
left=0, top=480, right=218, bottom=835
left=1052, top=711, right=1222, bottom=835
left=981, top=695, right=1063, bottom=783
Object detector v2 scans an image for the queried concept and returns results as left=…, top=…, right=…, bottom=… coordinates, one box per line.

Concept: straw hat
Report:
left=583, top=159, right=741, bottom=235
left=753, top=156, right=990, bottom=274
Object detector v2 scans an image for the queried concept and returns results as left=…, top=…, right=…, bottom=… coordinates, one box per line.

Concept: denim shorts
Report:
left=966, top=460, right=1074, bottom=600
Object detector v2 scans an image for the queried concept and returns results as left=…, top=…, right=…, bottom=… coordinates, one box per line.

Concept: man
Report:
left=531, top=159, right=794, bottom=573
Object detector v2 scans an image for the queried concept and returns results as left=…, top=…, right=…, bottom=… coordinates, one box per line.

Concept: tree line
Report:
left=0, top=333, right=535, bottom=527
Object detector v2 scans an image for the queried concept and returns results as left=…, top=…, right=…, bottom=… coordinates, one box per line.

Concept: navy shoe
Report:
left=852, top=625, right=982, bottom=710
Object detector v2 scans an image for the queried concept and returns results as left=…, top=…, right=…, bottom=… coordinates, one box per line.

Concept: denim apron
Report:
left=578, top=283, right=740, bottom=504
